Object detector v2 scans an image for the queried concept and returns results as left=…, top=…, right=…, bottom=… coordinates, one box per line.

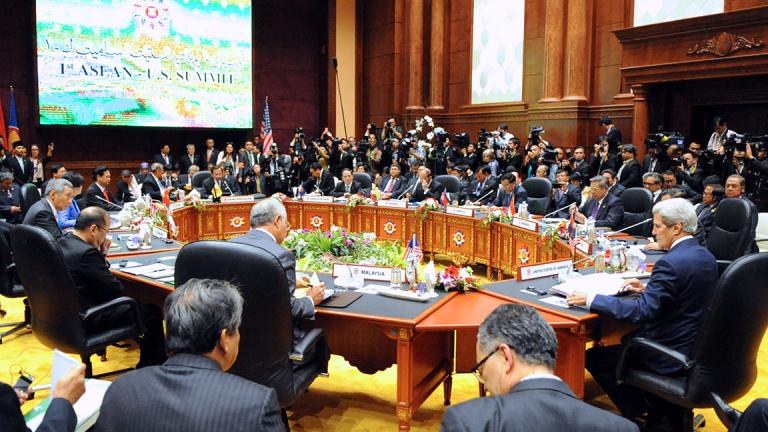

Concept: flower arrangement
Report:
left=283, top=226, right=405, bottom=272
left=434, top=265, right=477, bottom=293
left=116, top=196, right=177, bottom=237
left=413, top=197, right=441, bottom=220
left=480, top=207, right=514, bottom=226
left=345, top=193, right=369, bottom=210
left=540, top=220, right=570, bottom=251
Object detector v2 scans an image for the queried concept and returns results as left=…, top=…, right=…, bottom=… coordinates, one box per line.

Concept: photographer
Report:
left=676, top=151, right=704, bottom=193
left=329, top=138, right=354, bottom=179
left=380, top=117, right=403, bottom=142
left=264, top=143, right=292, bottom=195
left=589, top=136, right=618, bottom=178
left=240, top=140, right=259, bottom=194
left=707, top=116, right=738, bottom=152
left=599, top=116, right=622, bottom=154
left=570, top=146, right=591, bottom=180
left=381, top=137, right=408, bottom=174
left=744, top=141, right=768, bottom=211
left=427, top=132, right=450, bottom=177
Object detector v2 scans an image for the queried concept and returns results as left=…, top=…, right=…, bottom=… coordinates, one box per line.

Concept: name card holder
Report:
left=575, top=239, right=593, bottom=255
left=516, top=258, right=573, bottom=281
left=378, top=199, right=408, bottom=209
left=332, top=263, right=397, bottom=282
left=446, top=206, right=475, bottom=217
left=152, top=226, right=168, bottom=240
left=169, top=202, right=185, bottom=212
left=512, top=216, right=539, bottom=232
left=303, top=195, right=334, bottom=203
left=221, top=195, right=255, bottom=204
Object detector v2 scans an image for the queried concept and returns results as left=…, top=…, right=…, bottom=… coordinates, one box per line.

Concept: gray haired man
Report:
left=22, top=178, right=73, bottom=238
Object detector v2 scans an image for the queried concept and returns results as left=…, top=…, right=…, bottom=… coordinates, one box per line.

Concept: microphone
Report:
left=94, top=195, right=124, bottom=210
left=605, top=218, right=652, bottom=237
left=222, top=179, right=234, bottom=195
left=543, top=203, right=575, bottom=218
left=474, top=186, right=498, bottom=205
left=397, top=181, right=418, bottom=200
left=332, top=57, right=338, bottom=70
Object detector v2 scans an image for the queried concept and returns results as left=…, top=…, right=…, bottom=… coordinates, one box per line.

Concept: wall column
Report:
left=405, top=0, right=425, bottom=111
left=540, top=0, right=566, bottom=102
left=333, top=0, right=357, bottom=137
left=562, top=0, right=592, bottom=102
left=631, top=84, right=649, bottom=153
left=428, top=0, right=446, bottom=110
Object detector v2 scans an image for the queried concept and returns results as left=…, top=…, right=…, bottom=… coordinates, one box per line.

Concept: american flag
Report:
left=568, top=209, right=577, bottom=252
left=260, top=97, right=273, bottom=154
left=403, top=234, right=423, bottom=261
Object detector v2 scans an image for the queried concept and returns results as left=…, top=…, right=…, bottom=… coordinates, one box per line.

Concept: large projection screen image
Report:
left=36, top=0, right=253, bottom=128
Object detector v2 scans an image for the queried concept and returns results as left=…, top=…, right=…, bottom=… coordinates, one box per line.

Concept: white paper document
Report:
left=120, top=263, right=171, bottom=276
left=550, top=272, right=626, bottom=297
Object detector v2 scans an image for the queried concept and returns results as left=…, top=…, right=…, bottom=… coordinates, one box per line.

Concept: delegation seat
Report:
left=619, top=188, right=653, bottom=236
left=174, top=240, right=329, bottom=409
left=435, top=175, right=460, bottom=203
left=352, top=172, right=372, bottom=191
left=0, top=230, right=30, bottom=343
left=705, top=198, right=753, bottom=274
left=191, top=171, right=212, bottom=196
left=520, top=177, right=552, bottom=216
left=11, top=225, right=146, bottom=377
left=19, top=184, right=41, bottom=218
left=615, top=252, right=768, bottom=432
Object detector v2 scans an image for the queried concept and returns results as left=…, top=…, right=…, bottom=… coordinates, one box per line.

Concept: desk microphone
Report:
left=474, top=186, right=498, bottom=205
left=543, top=203, right=574, bottom=218
left=94, top=195, right=124, bottom=210
left=605, top=218, right=652, bottom=237
left=222, top=179, right=234, bottom=195
left=397, top=181, right=417, bottom=200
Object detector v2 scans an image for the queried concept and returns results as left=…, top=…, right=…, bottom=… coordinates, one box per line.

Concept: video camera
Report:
left=529, top=126, right=545, bottom=146
left=478, top=128, right=492, bottom=145
left=294, top=127, right=305, bottom=139
left=644, top=131, right=685, bottom=150
left=453, top=133, right=470, bottom=147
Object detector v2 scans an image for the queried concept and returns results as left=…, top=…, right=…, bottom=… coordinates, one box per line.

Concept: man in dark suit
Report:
left=661, top=170, right=701, bottom=203
left=178, top=144, right=202, bottom=177
left=95, top=278, right=285, bottom=432
left=643, top=172, right=664, bottom=204
left=202, top=138, right=219, bottom=171
left=141, top=163, right=173, bottom=201
left=466, top=166, right=498, bottom=205
left=380, top=163, right=407, bottom=200
left=152, top=144, right=174, bottom=171
left=1, top=143, right=34, bottom=186
left=230, top=199, right=325, bottom=345
left=331, top=169, right=365, bottom=197
left=85, top=166, right=122, bottom=211
left=0, top=363, right=85, bottom=432
left=408, top=167, right=446, bottom=202
left=589, top=139, right=618, bottom=178
left=694, top=183, right=724, bottom=245
left=573, top=175, right=623, bottom=229
left=239, top=140, right=260, bottom=194
left=550, top=170, right=581, bottom=218
left=642, top=145, right=668, bottom=174
left=60, top=207, right=166, bottom=367
left=115, top=170, right=137, bottom=203
left=600, top=116, right=623, bottom=154
left=441, top=304, right=637, bottom=432
left=23, top=178, right=74, bottom=239
left=202, top=165, right=240, bottom=199
left=616, top=144, right=642, bottom=188
left=725, top=174, right=758, bottom=254
left=0, top=171, right=23, bottom=224
left=570, top=146, right=592, bottom=180
left=568, top=198, right=717, bottom=428
left=601, top=169, right=626, bottom=197
left=493, top=172, right=527, bottom=211
left=300, top=162, right=335, bottom=196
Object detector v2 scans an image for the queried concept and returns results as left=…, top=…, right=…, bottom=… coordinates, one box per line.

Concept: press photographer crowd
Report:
left=1, top=115, right=766, bottom=249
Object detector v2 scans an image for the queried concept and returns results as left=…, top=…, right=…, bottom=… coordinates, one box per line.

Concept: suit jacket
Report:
left=301, top=170, right=335, bottom=196
left=0, top=184, right=22, bottom=224
left=642, top=154, right=669, bottom=174
left=178, top=154, right=202, bottom=176
left=59, top=233, right=123, bottom=312
left=2, top=155, right=34, bottom=185
left=331, top=180, right=364, bottom=197
left=141, top=175, right=167, bottom=201
left=608, top=183, right=626, bottom=198
left=201, top=176, right=241, bottom=198
left=441, top=378, right=638, bottom=432
left=0, top=382, right=77, bottom=432
left=571, top=159, right=591, bottom=180
left=57, top=198, right=81, bottom=229
left=202, top=148, right=219, bottom=171
left=605, top=126, right=623, bottom=153
left=23, top=199, right=62, bottom=239
left=85, top=183, right=122, bottom=212
left=229, top=230, right=315, bottom=341
left=694, top=201, right=718, bottom=245
left=409, top=179, right=446, bottom=202
left=95, top=354, right=284, bottom=432
left=380, top=175, right=407, bottom=198
left=550, top=184, right=581, bottom=218
left=493, top=185, right=528, bottom=210
left=589, top=153, right=618, bottom=178
left=616, top=159, right=642, bottom=188
left=467, top=177, right=499, bottom=205
left=152, top=153, right=175, bottom=171
left=115, top=180, right=135, bottom=203
left=591, top=238, right=717, bottom=374
left=579, top=193, right=624, bottom=230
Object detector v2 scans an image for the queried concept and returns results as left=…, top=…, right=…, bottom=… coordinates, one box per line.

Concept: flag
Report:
left=440, top=190, right=450, bottom=206
left=162, top=187, right=171, bottom=207
left=7, top=87, right=20, bottom=147
left=509, top=191, right=516, bottom=216
left=211, top=181, right=223, bottom=200
left=260, top=97, right=273, bottom=154
left=369, top=189, right=377, bottom=203
left=0, top=90, right=6, bottom=151
left=567, top=210, right=577, bottom=252
left=403, top=234, right=423, bottom=261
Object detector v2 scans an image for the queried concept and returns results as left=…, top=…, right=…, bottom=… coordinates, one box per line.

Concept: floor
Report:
left=2, top=296, right=766, bottom=431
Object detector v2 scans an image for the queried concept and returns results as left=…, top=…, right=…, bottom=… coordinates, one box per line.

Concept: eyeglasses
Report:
left=642, top=182, right=658, bottom=186
left=471, top=346, right=499, bottom=383
left=94, top=225, right=109, bottom=233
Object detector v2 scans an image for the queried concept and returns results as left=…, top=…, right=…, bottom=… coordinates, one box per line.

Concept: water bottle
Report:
left=518, top=202, right=529, bottom=219
left=586, top=217, right=596, bottom=242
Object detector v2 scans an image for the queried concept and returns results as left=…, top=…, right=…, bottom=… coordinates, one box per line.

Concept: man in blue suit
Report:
left=549, top=169, right=581, bottom=218
left=567, top=198, right=718, bottom=428
left=572, top=175, right=623, bottom=229
left=493, top=172, right=527, bottom=211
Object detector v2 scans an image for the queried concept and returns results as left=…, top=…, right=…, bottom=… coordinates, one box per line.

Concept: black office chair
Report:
left=0, top=231, right=30, bottom=343
left=615, top=252, right=768, bottom=432
left=521, top=177, right=552, bottom=216
left=711, top=393, right=768, bottom=431
left=191, top=170, right=212, bottom=194
left=174, top=240, right=329, bottom=409
left=11, top=225, right=146, bottom=377
left=353, top=172, right=372, bottom=191
left=19, top=184, right=41, bottom=217
left=705, top=198, right=753, bottom=274
left=435, top=175, right=460, bottom=203
left=619, top=188, right=653, bottom=236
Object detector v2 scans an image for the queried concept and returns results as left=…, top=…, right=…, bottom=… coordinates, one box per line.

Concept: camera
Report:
left=748, top=136, right=768, bottom=153
left=529, top=126, right=545, bottom=146
left=725, top=133, right=747, bottom=152
left=453, top=133, right=470, bottom=147
left=644, top=131, right=685, bottom=150
left=478, top=128, right=492, bottom=145
left=294, top=127, right=305, bottom=140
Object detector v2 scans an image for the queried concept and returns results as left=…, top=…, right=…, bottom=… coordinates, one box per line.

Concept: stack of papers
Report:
left=551, top=272, right=626, bottom=297
left=120, top=263, right=174, bottom=279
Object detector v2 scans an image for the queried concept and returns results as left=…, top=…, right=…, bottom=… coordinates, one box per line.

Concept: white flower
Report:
left=424, top=115, right=432, bottom=122
left=330, top=225, right=341, bottom=232
left=297, top=238, right=307, bottom=247
left=426, top=132, right=435, bottom=141
left=363, top=232, right=377, bottom=241
left=428, top=121, right=434, bottom=127
left=416, top=126, right=422, bottom=132
left=458, top=268, right=471, bottom=279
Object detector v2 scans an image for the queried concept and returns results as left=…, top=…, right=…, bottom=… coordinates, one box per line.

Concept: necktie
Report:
left=345, top=184, right=350, bottom=193
left=249, top=152, right=254, bottom=166
left=256, top=177, right=261, bottom=194
left=590, top=201, right=600, bottom=219
left=385, top=178, right=394, bottom=193
left=18, top=158, right=24, bottom=174
left=103, top=187, right=110, bottom=203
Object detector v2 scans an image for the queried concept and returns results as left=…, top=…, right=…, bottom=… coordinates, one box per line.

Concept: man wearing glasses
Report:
left=440, top=304, right=637, bottom=432
left=59, top=207, right=166, bottom=368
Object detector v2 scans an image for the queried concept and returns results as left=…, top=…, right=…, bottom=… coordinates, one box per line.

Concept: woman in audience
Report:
left=215, top=142, right=240, bottom=178
left=29, top=143, right=54, bottom=188
left=57, top=172, right=85, bottom=230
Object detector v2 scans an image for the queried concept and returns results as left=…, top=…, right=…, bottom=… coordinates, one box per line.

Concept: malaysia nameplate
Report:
left=446, top=206, right=474, bottom=217
left=332, top=263, right=395, bottom=282
left=512, top=216, right=538, bottom=232
left=378, top=199, right=408, bottom=209
left=302, top=195, right=334, bottom=203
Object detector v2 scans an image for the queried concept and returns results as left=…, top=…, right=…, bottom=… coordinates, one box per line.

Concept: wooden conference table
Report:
left=108, top=200, right=661, bottom=431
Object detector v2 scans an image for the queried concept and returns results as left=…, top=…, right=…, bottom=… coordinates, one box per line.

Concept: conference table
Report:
left=107, top=200, right=662, bottom=431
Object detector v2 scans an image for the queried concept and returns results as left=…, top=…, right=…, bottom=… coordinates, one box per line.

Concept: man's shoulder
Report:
left=85, top=183, right=101, bottom=195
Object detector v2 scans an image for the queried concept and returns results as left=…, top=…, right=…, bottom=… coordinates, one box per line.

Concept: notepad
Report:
left=121, top=263, right=172, bottom=277
left=550, top=272, right=625, bottom=297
